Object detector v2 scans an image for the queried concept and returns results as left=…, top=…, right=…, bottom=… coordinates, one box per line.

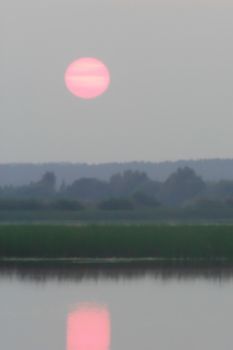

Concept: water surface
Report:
left=1, top=264, right=233, bottom=350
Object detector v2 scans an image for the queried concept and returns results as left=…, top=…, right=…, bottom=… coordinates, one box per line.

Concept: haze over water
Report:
left=1, top=266, right=233, bottom=350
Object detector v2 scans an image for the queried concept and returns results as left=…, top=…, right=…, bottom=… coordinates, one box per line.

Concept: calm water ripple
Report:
left=1, top=263, right=233, bottom=350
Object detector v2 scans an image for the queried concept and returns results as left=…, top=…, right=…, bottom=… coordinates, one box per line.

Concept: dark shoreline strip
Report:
left=1, top=224, right=233, bottom=260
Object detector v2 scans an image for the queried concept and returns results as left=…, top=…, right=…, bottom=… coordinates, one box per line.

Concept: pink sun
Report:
left=65, top=57, right=110, bottom=99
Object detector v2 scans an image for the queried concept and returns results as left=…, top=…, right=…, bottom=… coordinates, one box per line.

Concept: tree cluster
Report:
left=0, top=167, right=233, bottom=210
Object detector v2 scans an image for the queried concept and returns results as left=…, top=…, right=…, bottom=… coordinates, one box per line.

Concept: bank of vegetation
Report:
left=0, top=167, right=233, bottom=223
left=1, top=224, right=233, bottom=260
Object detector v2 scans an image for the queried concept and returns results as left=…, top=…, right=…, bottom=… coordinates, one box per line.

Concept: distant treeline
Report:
left=2, top=159, right=233, bottom=187
left=0, top=167, right=233, bottom=211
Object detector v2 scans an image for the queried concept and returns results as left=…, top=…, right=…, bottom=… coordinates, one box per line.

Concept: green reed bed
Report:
left=0, top=224, right=233, bottom=260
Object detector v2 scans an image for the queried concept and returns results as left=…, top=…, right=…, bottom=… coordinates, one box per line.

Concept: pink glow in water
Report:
left=65, top=58, right=110, bottom=99
left=67, top=304, right=111, bottom=350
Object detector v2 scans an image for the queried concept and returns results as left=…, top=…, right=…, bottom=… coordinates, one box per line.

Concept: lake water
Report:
left=1, top=264, right=233, bottom=350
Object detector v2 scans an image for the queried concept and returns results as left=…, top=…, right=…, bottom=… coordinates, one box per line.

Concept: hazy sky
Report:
left=1, top=0, right=233, bottom=163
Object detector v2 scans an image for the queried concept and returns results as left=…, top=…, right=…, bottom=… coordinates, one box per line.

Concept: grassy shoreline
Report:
left=0, top=207, right=233, bottom=224
left=0, top=224, right=233, bottom=261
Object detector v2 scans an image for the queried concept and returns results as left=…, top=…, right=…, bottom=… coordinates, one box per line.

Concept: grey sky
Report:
left=1, top=0, right=233, bottom=163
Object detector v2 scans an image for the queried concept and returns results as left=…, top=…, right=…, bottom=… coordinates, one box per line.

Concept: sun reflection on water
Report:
left=67, top=304, right=111, bottom=350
